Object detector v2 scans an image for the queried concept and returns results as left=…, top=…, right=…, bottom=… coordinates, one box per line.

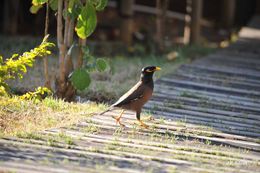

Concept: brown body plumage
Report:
left=101, top=66, right=161, bottom=128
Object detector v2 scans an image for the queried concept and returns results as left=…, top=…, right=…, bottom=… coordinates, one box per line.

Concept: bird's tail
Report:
left=99, top=106, right=115, bottom=115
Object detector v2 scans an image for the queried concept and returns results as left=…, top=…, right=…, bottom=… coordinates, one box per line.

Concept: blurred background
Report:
left=1, top=0, right=260, bottom=49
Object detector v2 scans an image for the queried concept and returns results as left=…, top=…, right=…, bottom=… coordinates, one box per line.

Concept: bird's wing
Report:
left=112, top=81, right=145, bottom=107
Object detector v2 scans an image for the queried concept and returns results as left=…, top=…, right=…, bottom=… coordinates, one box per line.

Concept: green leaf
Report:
left=70, top=69, right=91, bottom=91
left=30, top=5, right=42, bottom=14
left=75, top=3, right=97, bottom=39
left=68, top=0, right=75, bottom=13
left=20, top=65, right=27, bottom=73
left=82, top=46, right=90, bottom=55
left=107, top=60, right=115, bottom=75
left=32, top=0, right=48, bottom=6
left=85, top=55, right=95, bottom=64
left=96, top=58, right=107, bottom=72
left=68, top=4, right=82, bottom=19
left=85, top=63, right=96, bottom=72
left=67, top=0, right=82, bottom=18
left=49, top=0, right=58, bottom=11
left=95, top=0, right=107, bottom=11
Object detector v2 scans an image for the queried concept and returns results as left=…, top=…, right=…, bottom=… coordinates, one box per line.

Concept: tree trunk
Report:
left=77, top=39, right=86, bottom=69
left=120, top=0, right=134, bottom=46
left=56, top=0, right=67, bottom=99
left=183, top=0, right=192, bottom=44
left=156, top=0, right=162, bottom=51
left=221, top=0, right=236, bottom=28
left=256, top=0, right=260, bottom=14
left=190, top=0, right=203, bottom=44
left=156, top=0, right=169, bottom=52
left=65, top=17, right=75, bottom=77
left=55, top=0, right=76, bottom=101
left=3, top=0, right=20, bottom=35
left=58, top=0, right=66, bottom=84
left=44, top=2, right=51, bottom=89
left=3, top=0, right=10, bottom=34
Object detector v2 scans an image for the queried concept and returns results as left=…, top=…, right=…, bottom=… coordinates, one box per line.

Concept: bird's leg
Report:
left=113, top=110, right=125, bottom=126
left=136, top=111, right=149, bottom=128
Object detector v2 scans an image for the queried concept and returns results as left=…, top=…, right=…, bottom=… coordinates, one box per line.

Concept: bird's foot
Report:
left=118, top=121, right=126, bottom=127
left=112, top=115, right=125, bottom=127
left=138, top=120, right=149, bottom=129
left=143, top=115, right=155, bottom=121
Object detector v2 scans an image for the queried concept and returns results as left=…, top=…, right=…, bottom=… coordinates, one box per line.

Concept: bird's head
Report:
left=141, top=66, right=161, bottom=82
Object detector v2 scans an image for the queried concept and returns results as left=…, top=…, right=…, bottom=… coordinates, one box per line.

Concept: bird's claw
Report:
left=143, top=115, right=155, bottom=121
left=140, top=122, right=149, bottom=129
left=135, top=120, right=149, bottom=129
left=112, top=115, right=125, bottom=127
left=118, top=121, right=126, bottom=127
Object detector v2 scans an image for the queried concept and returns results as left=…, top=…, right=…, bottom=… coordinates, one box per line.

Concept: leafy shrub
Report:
left=20, top=87, right=52, bottom=101
left=0, top=36, right=54, bottom=97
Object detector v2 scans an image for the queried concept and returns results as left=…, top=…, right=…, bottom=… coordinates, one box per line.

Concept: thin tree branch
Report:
left=57, top=0, right=66, bottom=83
left=44, top=1, right=51, bottom=89
left=77, top=38, right=86, bottom=68
left=57, top=0, right=64, bottom=47
left=67, top=18, right=75, bottom=46
left=64, top=1, right=69, bottom=46
left=65, top=17, right=75, bottom=77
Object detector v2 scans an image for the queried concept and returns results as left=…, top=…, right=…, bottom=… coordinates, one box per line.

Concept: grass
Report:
left=83, top=124, right=100, bottom=134
left=58, top=132, right=75, bottom=145
left=0, top=96, right=107, bottom=136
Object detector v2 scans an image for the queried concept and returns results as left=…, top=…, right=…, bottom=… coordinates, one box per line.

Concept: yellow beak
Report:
left=155, top=67, right=161, bottom=71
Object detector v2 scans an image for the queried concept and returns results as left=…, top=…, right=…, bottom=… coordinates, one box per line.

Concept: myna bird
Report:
left=100, top=66, right=161, bottom=128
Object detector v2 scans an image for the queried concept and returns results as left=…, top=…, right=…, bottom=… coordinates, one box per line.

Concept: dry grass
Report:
left=0, top=96, right=107, bottom=136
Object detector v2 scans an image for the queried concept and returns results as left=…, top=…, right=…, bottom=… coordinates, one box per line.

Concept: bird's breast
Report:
left=142, top=87, right=153, bottom=103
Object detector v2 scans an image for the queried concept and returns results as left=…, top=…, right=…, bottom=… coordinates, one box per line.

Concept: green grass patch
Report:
left=0, top=96, right=107, bottom=137
left=83, top=124, right=100, bottom=134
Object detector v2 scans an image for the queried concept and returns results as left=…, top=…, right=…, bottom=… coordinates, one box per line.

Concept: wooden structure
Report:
left=190, top=0, right=203, bottom=44
left=221, top=0, right=236, bottom=28
left=120, top=0, right=134, bottom=46
left=110, top=0, right=236, bottom=45
left=156, top=0, right=169, bottom=51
